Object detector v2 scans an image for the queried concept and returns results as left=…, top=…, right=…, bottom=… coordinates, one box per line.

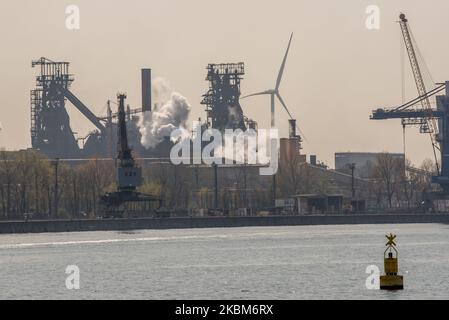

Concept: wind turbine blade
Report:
left=276, top=92, right=307, bottom=140
left=275, top=32, right=293, bottom=91
left=275, top=92, right=293, bottom=119
left=241, top=90, right=272, bottom=99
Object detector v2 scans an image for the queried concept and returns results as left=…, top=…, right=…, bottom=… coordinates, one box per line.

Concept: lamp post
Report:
left=52, top=158, right=60, bottom=218
left=348, top=163, right=356, bottom=200
left=213, top=163, right=218, bottom=214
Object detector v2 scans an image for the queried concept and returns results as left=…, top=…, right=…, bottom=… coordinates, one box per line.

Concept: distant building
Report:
left=335, top=152, right=404, bottom=178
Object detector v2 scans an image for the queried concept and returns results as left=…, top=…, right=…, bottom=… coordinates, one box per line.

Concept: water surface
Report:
left=0, top=223, right=448, bottom=299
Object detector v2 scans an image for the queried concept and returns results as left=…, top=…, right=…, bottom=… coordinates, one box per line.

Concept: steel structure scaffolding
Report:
left=201, top=63, right=253, bottom=132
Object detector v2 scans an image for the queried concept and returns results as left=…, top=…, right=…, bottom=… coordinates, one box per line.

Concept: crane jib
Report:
left=399, top=14, right=440, bottom=174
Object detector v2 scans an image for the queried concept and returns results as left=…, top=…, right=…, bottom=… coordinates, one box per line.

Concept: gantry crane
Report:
left=371, top=13, right=449, bottom=197
left=398, top=13, right=440, bottom=172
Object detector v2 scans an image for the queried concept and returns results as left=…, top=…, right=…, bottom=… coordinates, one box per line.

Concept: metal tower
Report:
left=30, top=58, right=79, bottom=157
left=31, top=57, right=108, bottom=158
left=116, top=93, right=141, bottom=191
left=398, top=13, right=440, bottom=171
left=201, top=63, right=247, bottom=132
left=370, top=14, right=449, bottom=198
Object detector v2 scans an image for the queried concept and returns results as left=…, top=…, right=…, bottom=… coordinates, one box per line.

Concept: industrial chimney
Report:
left=141, top=69, right=152, bottom=112
left=288, top=119, right=297, bottom=138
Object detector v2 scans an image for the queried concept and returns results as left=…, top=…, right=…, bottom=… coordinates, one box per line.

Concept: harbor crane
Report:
left=397, top=13, right=440, bottom=172
left=371, top=13, right=449, bottom=198
left=100, top=93, right=161, bottom=218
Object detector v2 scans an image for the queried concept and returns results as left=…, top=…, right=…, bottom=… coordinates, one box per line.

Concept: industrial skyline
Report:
left=2, top=1, right=449, bottom=168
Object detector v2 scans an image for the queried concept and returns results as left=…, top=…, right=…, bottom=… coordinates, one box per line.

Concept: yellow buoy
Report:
left=380, top=233, right=404, bottom=290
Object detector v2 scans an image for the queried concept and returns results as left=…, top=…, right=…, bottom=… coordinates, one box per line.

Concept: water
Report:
left=0, top=223, right=448, bottom=299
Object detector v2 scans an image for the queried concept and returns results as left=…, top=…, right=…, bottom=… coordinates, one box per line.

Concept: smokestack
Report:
left=141, top=68, right=152, bottom=112
left=288, top=119, right=296, bottom=138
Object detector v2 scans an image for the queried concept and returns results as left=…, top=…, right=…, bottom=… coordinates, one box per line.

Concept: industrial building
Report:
left=30, top=57, right=173, bottom=159
left=23, top=17, right=446, bottom=216
left=201, top=63, right=256, bottom=131
left=29, top=58, right=257, bottom=160
left=335, top=152, right=405, bottom=178
left=25, top=51, right=429, bottom=216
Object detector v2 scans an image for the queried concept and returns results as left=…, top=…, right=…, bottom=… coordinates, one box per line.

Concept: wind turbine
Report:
left=242, top=33, right=295, bottom=128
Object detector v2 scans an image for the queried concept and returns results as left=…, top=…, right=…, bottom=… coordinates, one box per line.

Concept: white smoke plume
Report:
left=140, top=78, right=191, bottom=149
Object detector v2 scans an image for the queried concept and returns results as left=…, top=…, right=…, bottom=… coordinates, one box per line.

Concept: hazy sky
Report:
left=1, top=0, right=449, bottom=168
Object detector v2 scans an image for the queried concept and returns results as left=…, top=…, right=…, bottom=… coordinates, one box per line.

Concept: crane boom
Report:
left=399, top=13, right=440, bottom=172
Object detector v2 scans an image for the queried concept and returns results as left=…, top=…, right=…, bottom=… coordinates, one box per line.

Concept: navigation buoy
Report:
left=380, top=233, right=404, bottom=290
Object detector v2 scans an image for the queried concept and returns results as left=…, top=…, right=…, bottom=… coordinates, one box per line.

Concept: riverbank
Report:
left=1, top=213, right=449, bottom=234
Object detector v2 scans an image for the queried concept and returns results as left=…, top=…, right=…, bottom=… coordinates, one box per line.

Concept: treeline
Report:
left=0, top=150, right=272, bottom=220
left=0, top=150, right=115, bottom=219
left=0, top=149, right=437, bottom=220
left=276, top=152, right=435, bottom=210
left=368, top=154, right=435, bottom=209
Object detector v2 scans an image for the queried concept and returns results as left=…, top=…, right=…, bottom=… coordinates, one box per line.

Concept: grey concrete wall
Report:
left=1, top=214, right=449, bottom=234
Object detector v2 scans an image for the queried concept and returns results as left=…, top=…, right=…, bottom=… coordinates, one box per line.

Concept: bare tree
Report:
left=0, top=151, right=16, bottom=218
left=371, top=153, right=404, bottom=208
left=278, top=154, right=302, bottom=197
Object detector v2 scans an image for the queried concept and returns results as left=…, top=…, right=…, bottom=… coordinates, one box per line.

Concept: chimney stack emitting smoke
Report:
left=139, top=77, right=191, bottom=149
left=141, top=69, right=152, bottom=112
